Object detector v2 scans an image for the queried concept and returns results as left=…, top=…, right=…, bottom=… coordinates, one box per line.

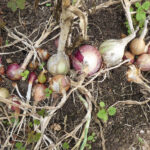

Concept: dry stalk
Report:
left=111, top=99, right=150, bottom=107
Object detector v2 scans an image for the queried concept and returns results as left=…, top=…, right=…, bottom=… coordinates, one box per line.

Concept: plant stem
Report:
left=57, top=2, right=72, bottom=53
left=140, top=20, right=148, bottom=39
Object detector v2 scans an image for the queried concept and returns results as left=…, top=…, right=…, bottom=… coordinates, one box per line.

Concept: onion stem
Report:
left=140, top=20, right=148, bottom=40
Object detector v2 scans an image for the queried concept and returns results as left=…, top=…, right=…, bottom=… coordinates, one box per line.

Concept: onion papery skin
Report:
left=6, top=63, right=22, bottom=80
left=47, top=52, right=70, bottom=75
left=32, top=84, right=46, bottom=102
left=123, top=51, right=134, bottom=65
left=136, top=54, right=150, bottom=71
left=130, top=38, right=146, bottom=55
left=37, top=48, right=50, bottom=61
left=49, top=75, right=70, bottom=93
left=0, top=87, right=10, bottom=98
left=72, top=45, right=102, bottom=75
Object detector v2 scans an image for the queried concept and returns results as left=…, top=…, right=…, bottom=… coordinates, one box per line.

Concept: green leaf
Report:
left=46, top=3, right=51, bottom=7
left=45, top=88, right=52, bottom=97
left=99, top=101, right=105, bottom=108
left=7, top=0, right=17, bottom=12
left=108, top=107, right=116, bottom=116
left=135, top=2, right=141, bottom=8
left=130, top=7, right=134, bottom=12
left=21, top=147, right=26, bottom=150
left=136, top=11, right=146, bottom=21
left=28, top=122, right=33, bottom=127
left=34, top=119, right=40, bottom=125
left=5, top=40, right=9, bottom=45
left=39, top=62, right=45, bottom=70
left=37, top=109, right=46, bottom=117
left=15, top=142, right=23, bottom=148
left=16, top=0, right=25, bottom=9
left=34, top=132, right=41, bottom=142
left=97, top=109, right=108, bottom=122
left=138, top=137, right=144, bottom=144
left=62, top=142, right=70, bottom=150
left=87, top=135, right=94, bottom=141
left=72, top=0, right=77, bottom=5
left=142, top=1, right=150, bottom=10
left=20, top=70, right=29, bottom=80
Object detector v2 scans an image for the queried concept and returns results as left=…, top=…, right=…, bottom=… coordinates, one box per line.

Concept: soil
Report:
left=0, top=0, right=150, bottom=150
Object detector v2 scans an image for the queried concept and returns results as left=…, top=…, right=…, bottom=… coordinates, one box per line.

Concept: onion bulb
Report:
left=129, top=20, right=148, bottom=55
left=123, top=51, right=134, bottom=65
left=49, top=75, right=70, bottom=93
left=72, top=45, right=102, bottom=75
left=0, top=87, right=10, bottom=98
left=26, top=72, right=37, bottom=102
left=136, top=54, right=150, bottom=71
left=6, top=63, right=22, bottom=80
left=32, top=84, right=46, bottom=102
left=99, top=29, right=137, bottom=67
left=47, top=52, right=70, bottom=75
left=38, top=70, right=47, bottom=84
left=126, top=65, right=143, bottom=84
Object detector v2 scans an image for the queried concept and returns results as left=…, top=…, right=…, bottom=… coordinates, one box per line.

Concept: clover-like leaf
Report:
left=108, top=107, right=116, bottom=116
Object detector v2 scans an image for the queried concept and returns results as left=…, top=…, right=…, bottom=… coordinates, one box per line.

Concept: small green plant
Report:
left=28, top=119, right=40, bottom=128
left=62, top=142, right=70, bottom=150
left=27, top=131, right=41, bottom=144
left=46, top=3, right=51, bottom=7
left=137, top=135, right=144, bottom=144
left=21, top=70, right=29, bottom=80
left=45, top=88, right=52, bottom=98
left=125, top=1, right=150, bottom=34
left=37, top=108, right=47, bottom=117
left=39, top=62, right=45, bottom=70
left=33, top=119, right=40, bottom=125
left=86, top=132, right=96, bottom=149
left=7, top=0, right=26, bottom=12
left=15, top=142, right=26, bottom=150
left=5, top=40, right=9, bottom=45
left=97, top=101, right=116, bottom=122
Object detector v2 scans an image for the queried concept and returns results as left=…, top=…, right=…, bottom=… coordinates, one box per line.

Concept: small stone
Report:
left=140, top=130, right=144, bottom=134
left=6, top=58, right=12, bottom=63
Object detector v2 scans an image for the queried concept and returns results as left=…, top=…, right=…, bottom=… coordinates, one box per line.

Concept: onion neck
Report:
left=121, top=28, right=138, bottom=46
left=57, top=3, right=72, bottom=53
left=139, top=20, right=148, bottom=40
left=21, top=50, right=34, bottom=70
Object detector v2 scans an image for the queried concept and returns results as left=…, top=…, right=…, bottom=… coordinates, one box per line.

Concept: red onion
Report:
left=49, top=75, right=70, bottom=93
left=6, top=63, right=22, bottom=80
left=0, top=57, right=4, bottom=75
left=72, top=45, right=102, bottom=75
left=0, top=87, right=10, bottom=98
left=32, top=84, right=46, bottom=102
left=6, top=50, right=34, bottom=80
left=26, top=72, right=37, bottom=102
left=136, top=54, right=150, bottom=71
